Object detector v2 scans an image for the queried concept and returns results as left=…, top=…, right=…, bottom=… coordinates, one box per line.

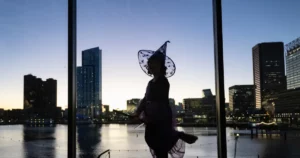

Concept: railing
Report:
left=96, top=151, right=300, bottom=158
left=97, top=149, right=110, bottom=158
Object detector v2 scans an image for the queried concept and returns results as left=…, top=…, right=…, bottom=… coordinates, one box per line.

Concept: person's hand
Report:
left=131, top=113, right=147, bottom=123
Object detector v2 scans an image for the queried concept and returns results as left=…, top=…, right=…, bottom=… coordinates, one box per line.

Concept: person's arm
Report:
left=135, top=98, right=146, bottom=116
left=134, top=81, right=149, bottom=117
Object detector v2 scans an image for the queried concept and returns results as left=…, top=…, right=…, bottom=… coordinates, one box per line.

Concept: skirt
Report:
left=142, top=101, right=185, bottom=158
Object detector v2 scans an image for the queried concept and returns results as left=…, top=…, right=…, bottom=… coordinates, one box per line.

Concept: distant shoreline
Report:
left=0, top=122, right=298, bottom=130
left=0, top=122, right=219, bottom=127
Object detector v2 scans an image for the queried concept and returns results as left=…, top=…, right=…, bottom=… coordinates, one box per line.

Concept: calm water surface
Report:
left=0, top=124, right=300, bottom=158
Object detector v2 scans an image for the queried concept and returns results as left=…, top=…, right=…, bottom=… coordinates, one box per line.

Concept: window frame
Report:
left=67, top=0, right=227, bottom=158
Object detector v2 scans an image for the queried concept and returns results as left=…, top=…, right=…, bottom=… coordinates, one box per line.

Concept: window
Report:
left=0, top=0, right=68, bottom=157
left=223, top=0, right=300, bottom=157
left=6, top=1, right=300, bottom=158
left=76, top=0, right=218, bottom=157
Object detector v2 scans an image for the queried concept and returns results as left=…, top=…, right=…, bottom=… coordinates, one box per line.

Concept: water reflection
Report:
left=23, top=125, right=56, bottom=158
left=77, top=124, right=102, bottom=158
left=0, top=125, right=297, bottom=158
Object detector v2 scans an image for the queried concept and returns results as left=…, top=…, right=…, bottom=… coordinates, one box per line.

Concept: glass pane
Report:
left=0, top=1, right=68, bottom=158
left=77, top=0, right=217, bottom=158
left=223, top=0, right=300, bottom=157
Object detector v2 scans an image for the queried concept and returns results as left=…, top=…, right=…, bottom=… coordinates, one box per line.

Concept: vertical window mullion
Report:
left=68, top=0, right=77, bottom=158
left=212, top=0, right=227, bottom=157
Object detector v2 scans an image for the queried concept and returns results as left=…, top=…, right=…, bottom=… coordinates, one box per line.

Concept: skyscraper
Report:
left=76, top=67, right=92, bottom=118
left=76, top=47, right=102, bottom=118
left=229, top=85, right=255, bottom=114
left=24, top=74, right=57, bottom=118
left=76, top=67, right=83, bottom=109
left=252, top=42, right=286, bottom=109
left=44, top=78, right=57, bottom=109
left=286, top=37, right=300, bottom=90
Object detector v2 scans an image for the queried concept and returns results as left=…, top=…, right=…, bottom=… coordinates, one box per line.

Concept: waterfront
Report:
left=0, top=124, right=300, bottom=158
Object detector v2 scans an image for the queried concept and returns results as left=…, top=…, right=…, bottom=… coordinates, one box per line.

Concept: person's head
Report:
left=147, top=53, right=167, bottom=77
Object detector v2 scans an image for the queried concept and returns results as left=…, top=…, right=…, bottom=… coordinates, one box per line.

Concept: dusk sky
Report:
left=0, top=0, right=299, bottom=110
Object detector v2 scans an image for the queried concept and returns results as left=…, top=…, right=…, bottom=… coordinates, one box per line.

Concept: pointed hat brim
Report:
left=138, top=41, right=176, bottom=78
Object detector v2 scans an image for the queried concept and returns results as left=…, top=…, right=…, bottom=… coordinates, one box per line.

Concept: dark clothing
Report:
left=142, top=76, right=179, bottom=155
left=154, top=150, right=168, bottom=158
left=144, top=76, right=170, bottom=104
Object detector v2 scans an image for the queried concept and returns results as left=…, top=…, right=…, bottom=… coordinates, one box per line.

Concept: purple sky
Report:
left=0, top=0, right=299, bottom=110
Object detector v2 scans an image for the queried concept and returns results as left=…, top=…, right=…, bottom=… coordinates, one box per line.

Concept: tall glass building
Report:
left=76, top=67, right=83, bottom=109
left=286, top=37, right=300, bottom=90
left=252, top=42, right=286, bottom=109
left=77, top=47, right=102, bottom=119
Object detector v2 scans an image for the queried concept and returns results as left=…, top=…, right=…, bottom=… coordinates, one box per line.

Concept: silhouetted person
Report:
left=134, top=41, right=198, bottom=158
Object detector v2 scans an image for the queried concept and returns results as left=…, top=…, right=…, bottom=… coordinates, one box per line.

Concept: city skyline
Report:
left=1, top=0, right=300, bottom=110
